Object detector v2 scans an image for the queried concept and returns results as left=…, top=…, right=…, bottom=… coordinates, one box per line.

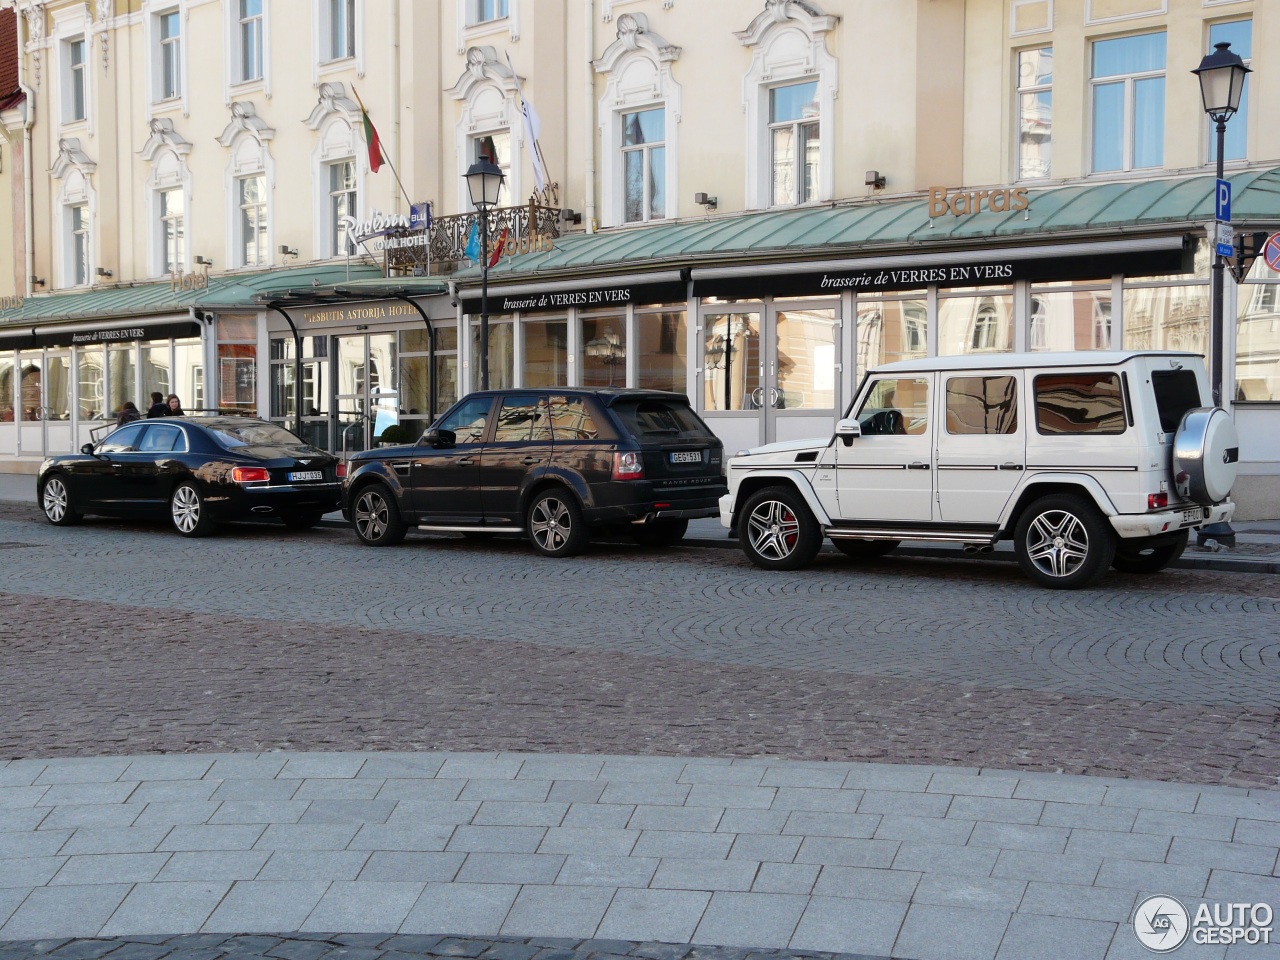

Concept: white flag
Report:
left=507, top=53, right=549, bottom=192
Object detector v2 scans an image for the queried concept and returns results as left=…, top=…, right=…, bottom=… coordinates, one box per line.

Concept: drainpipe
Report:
left=583, top=0, right=595, bottom=233
left=16, top=23, right=35, bottom=297
left=266, top=302, right=304, bottom=439
left=390, top=0, right=402, bottom=217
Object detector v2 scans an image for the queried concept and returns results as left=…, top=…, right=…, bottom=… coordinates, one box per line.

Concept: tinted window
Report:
left=207, top=421, right=307, bottom=449
left=437, top=396, right=492, bottom=444
left=1034, top=372, right=1126, bottom=434
left=946, top=376, right=1018, bottom=435
left=493, top=395, right=551, bottom=442
left=139, top=424, right=185, bottom=452
left=1151, top=369, right=1202, bottom=433
left=99, top=423, right=146, bottom=453
left=611, top=397, right=712, bottom=441
left=857, top=377, right=929, bottom=435
left=548, top=396, right=600, bottom=440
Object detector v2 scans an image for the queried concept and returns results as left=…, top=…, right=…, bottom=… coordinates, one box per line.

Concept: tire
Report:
left=281, top=510, right=326, bottom=530
left=40, top=475, right=82, bottom=526
left=739, top=485, right=822, bottom=571
left=170, top=482, right=217, bottom=538
left=1112, top=529, right=1188, bottom=574
left=352, top=483, right=407, bottom=546
left=526, top=488, right=589, bottom=558
left=832, top=538, right=899, bottom=560
left=1014, top=494, right=1115, bottom=589
left=631, top=519, right=689, bottom=548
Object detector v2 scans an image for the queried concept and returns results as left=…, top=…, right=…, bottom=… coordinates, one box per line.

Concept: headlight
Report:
left=734, top=449, right=752, bottom=458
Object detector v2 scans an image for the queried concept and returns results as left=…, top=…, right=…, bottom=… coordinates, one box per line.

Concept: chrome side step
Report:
left=826, top=527, right=999, bottom=546
left=417, top=525, right=524, bottom=534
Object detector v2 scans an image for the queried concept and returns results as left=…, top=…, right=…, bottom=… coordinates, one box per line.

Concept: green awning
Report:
left=455, top=165, right=1280, bottom=285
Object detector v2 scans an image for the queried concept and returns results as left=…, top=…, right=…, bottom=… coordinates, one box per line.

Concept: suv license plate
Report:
left=1182, top=507, right=1204, bottom=524
left=670, top=451, right=702, bottom=464
left=289, top=470, right=324, bottom=482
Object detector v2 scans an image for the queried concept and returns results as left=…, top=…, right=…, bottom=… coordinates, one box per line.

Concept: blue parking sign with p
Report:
left=1216, top=179, right=1232, bottom=223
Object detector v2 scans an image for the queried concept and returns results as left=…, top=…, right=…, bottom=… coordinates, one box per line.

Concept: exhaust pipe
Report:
left=251, top=506, right=274, bottom=514
left=963, top=543, right=994, bottom=555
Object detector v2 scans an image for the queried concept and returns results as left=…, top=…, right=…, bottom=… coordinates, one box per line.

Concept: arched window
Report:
left=448, top=47, right=522, bottom=210
left=219, top=102, right=276, bottom=269
left=51, top=138, right=97, bottom=289
left=315, top=119, right=359, bottom=258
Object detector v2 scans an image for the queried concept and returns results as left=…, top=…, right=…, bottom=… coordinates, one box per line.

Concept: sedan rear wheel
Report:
left=353, top=483, right=406, bottom=546
left=527, top=489, right=588, bottom=558
left=171, top=482, right=216, bottom=538
left=739, top=486, right=822, bottom=571
left=41, top=475, right=82, bottom=526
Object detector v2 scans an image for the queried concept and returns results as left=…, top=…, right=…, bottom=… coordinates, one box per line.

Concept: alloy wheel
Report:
left=172, top=485, right=201, bottom=534
left=355, top=490, right=389, bottom=541
left=42, top=477, right=68, bottom=523
left=1024, top=509, right=1089, bottom=579
left=530, top=497, right=571, bottom=552
left=747, top=499, right=800, bottom=561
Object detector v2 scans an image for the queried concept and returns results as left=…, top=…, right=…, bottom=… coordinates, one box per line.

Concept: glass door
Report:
left=334, top=333, right=398, bottom=455
left=700, top=309, right=764, bottom=453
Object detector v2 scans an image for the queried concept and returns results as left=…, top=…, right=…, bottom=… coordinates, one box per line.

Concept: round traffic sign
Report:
left=1264, top=233, right=1280, bottom=273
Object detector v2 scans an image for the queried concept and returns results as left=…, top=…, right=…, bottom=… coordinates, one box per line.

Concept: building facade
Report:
left=0, top=0, right=1277, bottom=516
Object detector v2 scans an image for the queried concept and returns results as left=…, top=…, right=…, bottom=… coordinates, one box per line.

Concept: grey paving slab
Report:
left=539, top=828, right=640, bottom=858
left=967, top=822, right=1069, bottom=854
left=98, top=881, right=229, bottom=937
left=856, top=790, right=952, bottom=818
left=33, top=760, right=132, bottom=786
left=991, top=850, right=1102, bottom=885
left=61, top=826, right=173, bottom=856
left=595, top=888, right=711, bottom=942
left=128, top=781, right=219, bottom=803
left=1103, top=784, right=1199, bottom=813
left=277, top=756, right=368, bottom=780
left=0, top=887, right=28, bottom=928
left=472, top=801, right=569, bottom=828
left=293, top=779, right=385, bottom=800
left=0, top=831, right=71, bottom=859
left=892, top=842, right=1000, bottom=878
left=203, top=757, right=289, bottom=781
left=841, top=766, right=936, bottom=792
left=49, top=853, right=170, bottom=886
left=357, top=851, right=466, bottom=883
left=208, top=779, right=300, bottom=802
left=447, top=826, right=547, bottom=854
left=782, top=812, right=880, bottom=839
left=598, top=760, right=690, bottom=784
left=1018, top=881, right=1136, bottom=923
left=131, top=802, right=220, bottom=827
left=0, top=787, right=48, bottom=810
left=948, top=797, right=1044, bottom=825
left=254, top=823, right=362, bottom=851
left=455, top=853, right=566, bottom=885
left=500, top=885, right=616, bottom=938
left=911, top=875, right=1027, bottom=912
left=1206, top=868, right=1280, bottom=903
left=347, top=823, right=453, bottom=852
left=374, top=780, right=467, bottom=802
left=727, top=834, right=802, bottom=863
left=685, top=785, right=775, bottom=810
left=39, top=805, right=144, bottom=831
left=811, top=865, right=921, bottom=901
left=758, top=768, right=847, bottom=790
left=122, top=758, right=214, bottom=783
left=0, top=764, right=44, bottom=788
left=716, top=810, right=792, bottom=835
left=255, top=850, right=371, bottom=881
left=0, top=808, right=50, bottom=832
left=599, top=783, right=692, bottom=807
left=201, top=879, right=331, bottom=932
left=1103, top=922, right=1227, bottom=960
left=554, top=855, right=659, bottom=889
left=1167, top=837, right=1279, bottom=875
left=351, top=754, right=446, bottom=780
left=1093, top=859, right=1210, bottom=894
left=385, top=800, right=482, bottom=825
left=459, top=781, right=554, bottom=803
left=694, top=892, right=807, bottom=949
left=627, top=806, right=723, bottom=833
left=511, top=757, right=604, bottom=782
left=157, top=824, right=266, bottom=852
left=1131, top=810, right=1236, bottom=841
left=794, top=837, right=897, bottom=869
left=298, top=799, right=397, bottom=825
left=874, top=815, right=974, bottom=845
left=0, top=857, right=65, bottom=889
left=436, top=758, right=525, bottom=781
left=1197, top=794, right=1280, bottom=821
left=298, top=880, right=425, bottom=932
left=153, top=851, right=270, bottom=883
left=1064, top=829, right=1172, bottom=863
left=1039, top=802, right=1139, bottom=832
left=650, top=858, right=759, bottom=892
left=399, top=882, right=519, bottom=936
left=0, top=883, right=131, bottom=939
left=927, top=774, right=1020, bottom=799
left=678, top=766, right=766, bottom=787
left=893, top=903, right=1012, bottom=960
left=995, top=913, right=1114, bottom=960
left=563, top=804, right=635, bottom=829
left=209, top=800, right=310, bottom=825
left=631, top=832, right=733, bottom=861
left=1234, top=819, right=1280, bottom=848
left=1011, top=778, right=1109, bottom=805
left=751, top=862, right=820, bottom=895
left=771, top=788, right=863, bottom=814
left=548, top=781, right=607, bottom=805
left=789, top=895, right=906, bottom=955
left=35, top=783, right=137, bottom=807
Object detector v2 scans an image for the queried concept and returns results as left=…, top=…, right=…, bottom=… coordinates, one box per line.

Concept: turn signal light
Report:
left=1148, top=492, right=1169, bottom=510
left=612, top=451, right=645, bottom=481
left=232, top=466, right=270, bottom=484
left=335, top=461, right=347, bottom=479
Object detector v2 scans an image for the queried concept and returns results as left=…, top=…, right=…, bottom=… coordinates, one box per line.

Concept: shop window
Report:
left=857, top=296, right=929, bottom=371
left=108, top=344, right=136, bottom=417
left=0, top=358, right=13, bottom=422
left=775, top=309, right=836, bottom=410
left=470, top=320, right=514, bottom=391
left=1234, top=256, right=1280, bottom=402
left=524, top=320, right=567, bottom=388
left=583, top=315, right=627, bottom=387
left=63, top=36, right=87, bottom=124
left=1017, top=47, right=1052, bottom=180
left=156, top=9, right=182, bottom=101
left=324, top=0, right=356, bottom=62
left=636, top=310, right=686, bottom=394
left=946, top=376, right=1018, bottom=435
left=939, top=289, right=1013, bottom=356
left=1091, top=32, right=1165, bottom=174
left=237, top=174, right=268, bottom=267
left=1031, top=283, right=1112, bottom=351
left=1122, top=284, right=1209, bottom=356
left=218, top=316, right=257, bottom=415
left=703, top=315, right=761, bottom=412
left=236, top=0, right=264, bottom=84
left=159, top=187, right=185, bottom=275
left=1208, top=20, right=1251, bottom=163
left=769, top=81, right=820, bottom=206
left=77, top=347, right=104, bottom=421
left=174, top=339, right=204, bottom=412
left=1034, top=373, right=1126, bottom=435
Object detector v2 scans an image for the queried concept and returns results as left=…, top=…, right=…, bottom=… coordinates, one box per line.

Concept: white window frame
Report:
left=54, top=169, right=94, bottom=290
left=316, top=0, right=361, bottom=67
left=310, top=116, right=364, bottom=259
left=455, top=0, right=521, bottom=52
left=157, top=8, right=182, bottom=101
left=1088, top=31, right=1167, bottom=175
left=225, top=0, right=270, bottom=97
left=62, top=36, right=87, bottom=125
left=158, top=187, right=186, bottom=275
left=470, top=0, right=509, bottom=26
left=237, top=175, right=268, bottom=267
left=766, top=79, right=821, bottom=207
left=1015, top=45, right=1052, bottom=181
left=224, top=134, right=273, bottom=270
left=68, top=202, right=90, bottom=287
left=736, top=4, right=838, bottom=210
left=146, top=147, right=192, bottom=277
left=619, top=106, right=667, bottom=223
left=448, top=49, right=523, bottom=210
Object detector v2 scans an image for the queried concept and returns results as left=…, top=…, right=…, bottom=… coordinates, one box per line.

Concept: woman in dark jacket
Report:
left=164, top=394, right=185, bottom=416
left=116, top=402, right=142, bottom=427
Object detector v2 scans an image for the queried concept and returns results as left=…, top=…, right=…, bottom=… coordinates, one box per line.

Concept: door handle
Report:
left=998, top=462, right=1024, bottom=471
left=521, top=456, right=539, bottom=465
left=907, top=462, right=931, bottom=470
left=457, top=457, right=475, bottom=465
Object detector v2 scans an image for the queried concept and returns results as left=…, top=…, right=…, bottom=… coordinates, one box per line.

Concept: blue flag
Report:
left=464, top=219, right=480, bottom=262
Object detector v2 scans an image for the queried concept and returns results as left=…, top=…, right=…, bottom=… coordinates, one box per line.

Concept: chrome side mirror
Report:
left=835, top=418, right=861, bottom=447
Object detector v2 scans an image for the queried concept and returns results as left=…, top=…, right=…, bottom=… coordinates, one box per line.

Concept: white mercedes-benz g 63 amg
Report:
left=720, top=352, right=1238, bottom=589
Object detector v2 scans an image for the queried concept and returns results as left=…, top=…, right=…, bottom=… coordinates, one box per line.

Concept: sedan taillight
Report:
left=335, top=461, right=348, bottom=479
left=232, top=466, right=270, bottom=484
left=612, top=451, right=645, bottom=481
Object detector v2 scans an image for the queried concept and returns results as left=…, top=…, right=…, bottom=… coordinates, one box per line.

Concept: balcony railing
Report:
left=384, top=201, right=561, bottom=276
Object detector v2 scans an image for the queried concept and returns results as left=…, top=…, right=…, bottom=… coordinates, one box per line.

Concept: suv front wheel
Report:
left=1014, top=494, right=1115, bottom=589
left=739, top=486, right=822, bottom=571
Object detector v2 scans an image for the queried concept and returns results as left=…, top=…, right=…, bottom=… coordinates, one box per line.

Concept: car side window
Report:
left=138, top=424, right=185, bottom=452
left=946, top=376, right=1018, bottom=434
left=1034, top=372, right=1126, bottom=435
left=98, top=423, right=146, bottom=453
left=493, top=395, right=552, bottom=442
left=856, top=377, right=929, bottom=436
left=548, top=396, right=600, bottom=440
left=437, top=396, right=493, bottom=444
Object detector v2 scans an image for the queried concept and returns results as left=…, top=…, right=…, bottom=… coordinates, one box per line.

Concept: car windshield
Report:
left=612, top=398, right=712, bottom=440
left=207, top=422, right=308, bottom=450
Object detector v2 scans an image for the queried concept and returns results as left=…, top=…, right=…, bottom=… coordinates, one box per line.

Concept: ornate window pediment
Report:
left=217, top=100, right=275, bottom=147
left=52, top=137, right=96, bottom=179
left=305, top=81, right=360, bottom=130
left=593, top=13, right=680, bottom=73
left=141, top=117, right=192, bottom=160
left=448, top=45, right=516, bottom=100
left=734, top=0, right=838, bottom=48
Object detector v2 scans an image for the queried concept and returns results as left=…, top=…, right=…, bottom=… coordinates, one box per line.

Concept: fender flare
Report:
left=518, top=466, right=592, bottom=515
left=730, top=469, right=832, bottom=526
left=347, top=461, right=407, bottom=502
left=1000, top=473, right=1120, bottom=529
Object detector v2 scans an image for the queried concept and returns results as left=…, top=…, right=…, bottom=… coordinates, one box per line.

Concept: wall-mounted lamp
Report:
left=194, top=255, right=213, bottom=267
left=29, top=276, right=44, bottom=287
left=559, top=208, right=582, bottom=225
left=694, top=192, right=718, bottom=211
left=279, top=245, right=299, bottom=258
left=865, top=171, right=886, bottom=189
left=95, top=267, right=113, bottom=279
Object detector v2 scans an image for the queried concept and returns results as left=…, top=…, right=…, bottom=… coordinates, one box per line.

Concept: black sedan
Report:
left=37, top=417, right=342, bottom=537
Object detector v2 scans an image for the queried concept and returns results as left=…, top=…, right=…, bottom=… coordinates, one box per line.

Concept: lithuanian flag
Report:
left=352, top=87, right=383, bottom=173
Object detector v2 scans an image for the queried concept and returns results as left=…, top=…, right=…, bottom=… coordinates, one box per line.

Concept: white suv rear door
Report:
left=835, top=374, right=934, bottom=522
left=935, top=372, right=1025, bottom=522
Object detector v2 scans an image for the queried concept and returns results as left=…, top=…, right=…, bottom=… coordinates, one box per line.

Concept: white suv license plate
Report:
left=1182, top=507, right=1205, bottom=525
left=670, top=451, right=702, bottom=464
left=288, top=470, right=324, bottom=482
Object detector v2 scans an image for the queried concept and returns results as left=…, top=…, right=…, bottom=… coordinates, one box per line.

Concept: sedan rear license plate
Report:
left=670, top=451, right=702, bottom=464
left=289, top=470, right=324, bottom=482
left=1182, top=507, right=1204, bottom=525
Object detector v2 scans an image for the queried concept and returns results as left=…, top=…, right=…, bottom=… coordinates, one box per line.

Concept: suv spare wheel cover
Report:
left=1173, top=407, right=1239, bottom=504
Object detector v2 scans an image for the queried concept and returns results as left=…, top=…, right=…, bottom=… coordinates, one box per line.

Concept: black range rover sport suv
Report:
left=340, top=388, right=728, bottom=557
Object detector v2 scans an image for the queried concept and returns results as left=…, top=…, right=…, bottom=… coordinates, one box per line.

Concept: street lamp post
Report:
left=463, top=158, right=506, bottom=391
left=1193, top=41, right=1251, bottom=407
